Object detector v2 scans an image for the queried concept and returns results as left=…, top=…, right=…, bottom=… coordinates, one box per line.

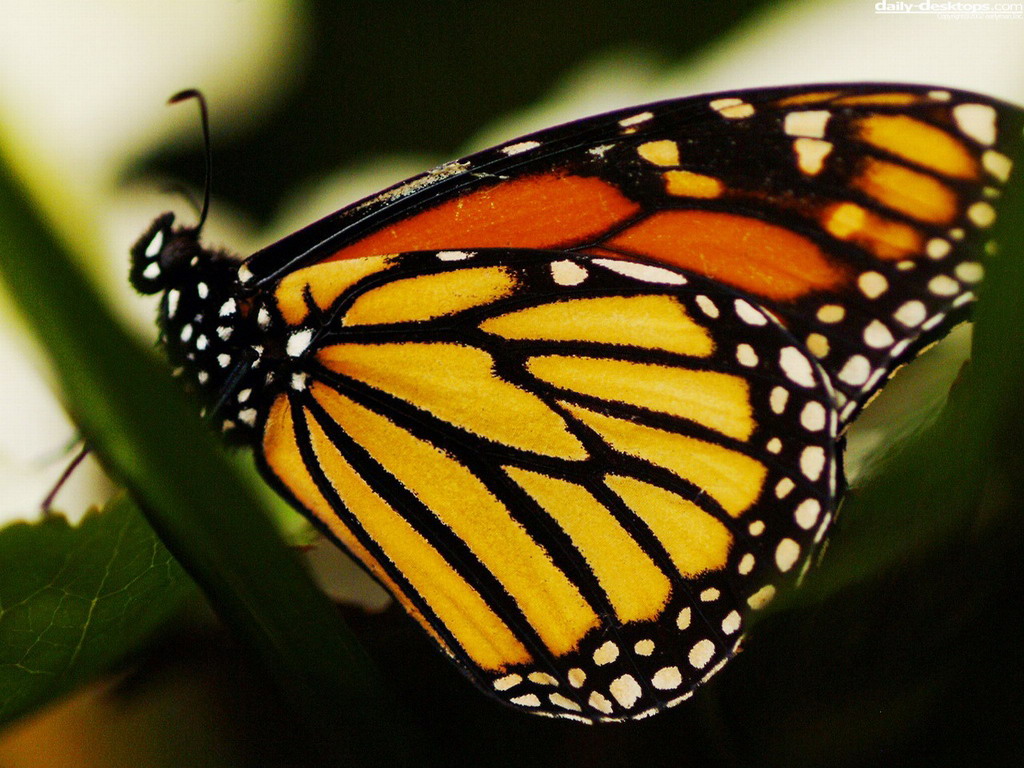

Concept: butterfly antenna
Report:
left=168, top=89, right=212, bottom=233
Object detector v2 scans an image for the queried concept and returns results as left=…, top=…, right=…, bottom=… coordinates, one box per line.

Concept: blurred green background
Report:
left=1, top=0, right=1023, bottom=766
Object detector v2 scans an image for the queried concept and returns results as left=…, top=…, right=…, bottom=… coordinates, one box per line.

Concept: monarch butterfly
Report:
left=130, top=83, right=1022, bottom=723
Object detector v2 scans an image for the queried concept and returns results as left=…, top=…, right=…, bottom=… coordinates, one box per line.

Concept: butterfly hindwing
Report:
left=254, top=248, right=838, bottom=721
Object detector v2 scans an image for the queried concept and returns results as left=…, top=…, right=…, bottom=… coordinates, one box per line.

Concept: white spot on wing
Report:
left=437, top=250, right=473, bottom=261
left=734, top=299, right=768, bottom=325
left=501, top=140, right=541, bottom=155
left=953, top=103, right=997, bottom=145
left=783, top=110, right=830, bottom=138
left=551, top=260, right=588, bottom=286
left=591, top=258, right=686, bottom=284
left=618, top=111, right=653, bottom=128
left=775, top=539, right=801, bottom=572
left=609, top=675, right=642, bottom=708
left=779, top=347, right=815, bottom=387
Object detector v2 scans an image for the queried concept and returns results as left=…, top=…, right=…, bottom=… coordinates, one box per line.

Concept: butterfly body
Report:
left=131, top=83, right=1022, bottom=722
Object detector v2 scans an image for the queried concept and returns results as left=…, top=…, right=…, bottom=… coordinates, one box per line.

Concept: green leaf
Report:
left=0, top=495, right=192, bottom=726
left=0, top=113, right=408, bottom=764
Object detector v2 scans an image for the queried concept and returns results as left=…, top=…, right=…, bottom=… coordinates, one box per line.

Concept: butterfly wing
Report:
left=239, top=83, right=1023, bottom=424
left=254, top=248, right=837, bottom=721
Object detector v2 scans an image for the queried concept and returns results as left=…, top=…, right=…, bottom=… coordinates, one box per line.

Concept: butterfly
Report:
left=129, top=83, right=1022, bottom=723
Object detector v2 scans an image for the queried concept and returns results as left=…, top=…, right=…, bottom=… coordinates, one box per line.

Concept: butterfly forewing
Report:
left=241, top=84, right=1023, bottom=425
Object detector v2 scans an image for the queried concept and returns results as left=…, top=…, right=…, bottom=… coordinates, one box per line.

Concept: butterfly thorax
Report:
left=130, top=213, right=275, bottom=442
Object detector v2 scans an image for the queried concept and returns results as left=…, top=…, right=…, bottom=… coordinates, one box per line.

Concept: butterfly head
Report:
left=129, top=212, right=207, bottom=295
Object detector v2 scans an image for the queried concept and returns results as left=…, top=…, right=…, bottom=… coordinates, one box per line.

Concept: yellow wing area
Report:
left=262, top=263, right=770, bottom=674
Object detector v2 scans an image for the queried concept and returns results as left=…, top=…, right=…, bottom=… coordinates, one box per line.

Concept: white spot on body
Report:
left=217, top=353, right=231, bottom=368
left=179, top=324, right=193, bottom=343
left=291, top=372, right=309, bottom=391
left=195, top=334, right=209, bottom=351
left=217, top=326, right=233, bottom=341
left=287, top=329, right=314, bottom=357
left=145, top=229, right=164, bottom=258
left=257, top=307, right=271, bottom=328
left=196, top=370, right=209, bottom=385
left=142, top=262, right=161, bottom=280
left=239, top=408, right=257, bottom=427
left=220, top=299, right=237, bottom=317
left=237, top=263, right=254, bottom=284
left=237, top=388, right=251, bottom=403
left=166, top=289, right=180, bottom=319
left=197, top=282, right=209, bottom=299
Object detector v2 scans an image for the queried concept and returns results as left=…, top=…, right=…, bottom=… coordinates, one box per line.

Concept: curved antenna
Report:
left=168, top=89, right=212, bottom=232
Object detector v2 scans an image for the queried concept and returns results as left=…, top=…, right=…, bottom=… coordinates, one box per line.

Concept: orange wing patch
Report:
left=326, top=173, right=642, bottom=262
left=597, top=210, right=849, bottom=301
